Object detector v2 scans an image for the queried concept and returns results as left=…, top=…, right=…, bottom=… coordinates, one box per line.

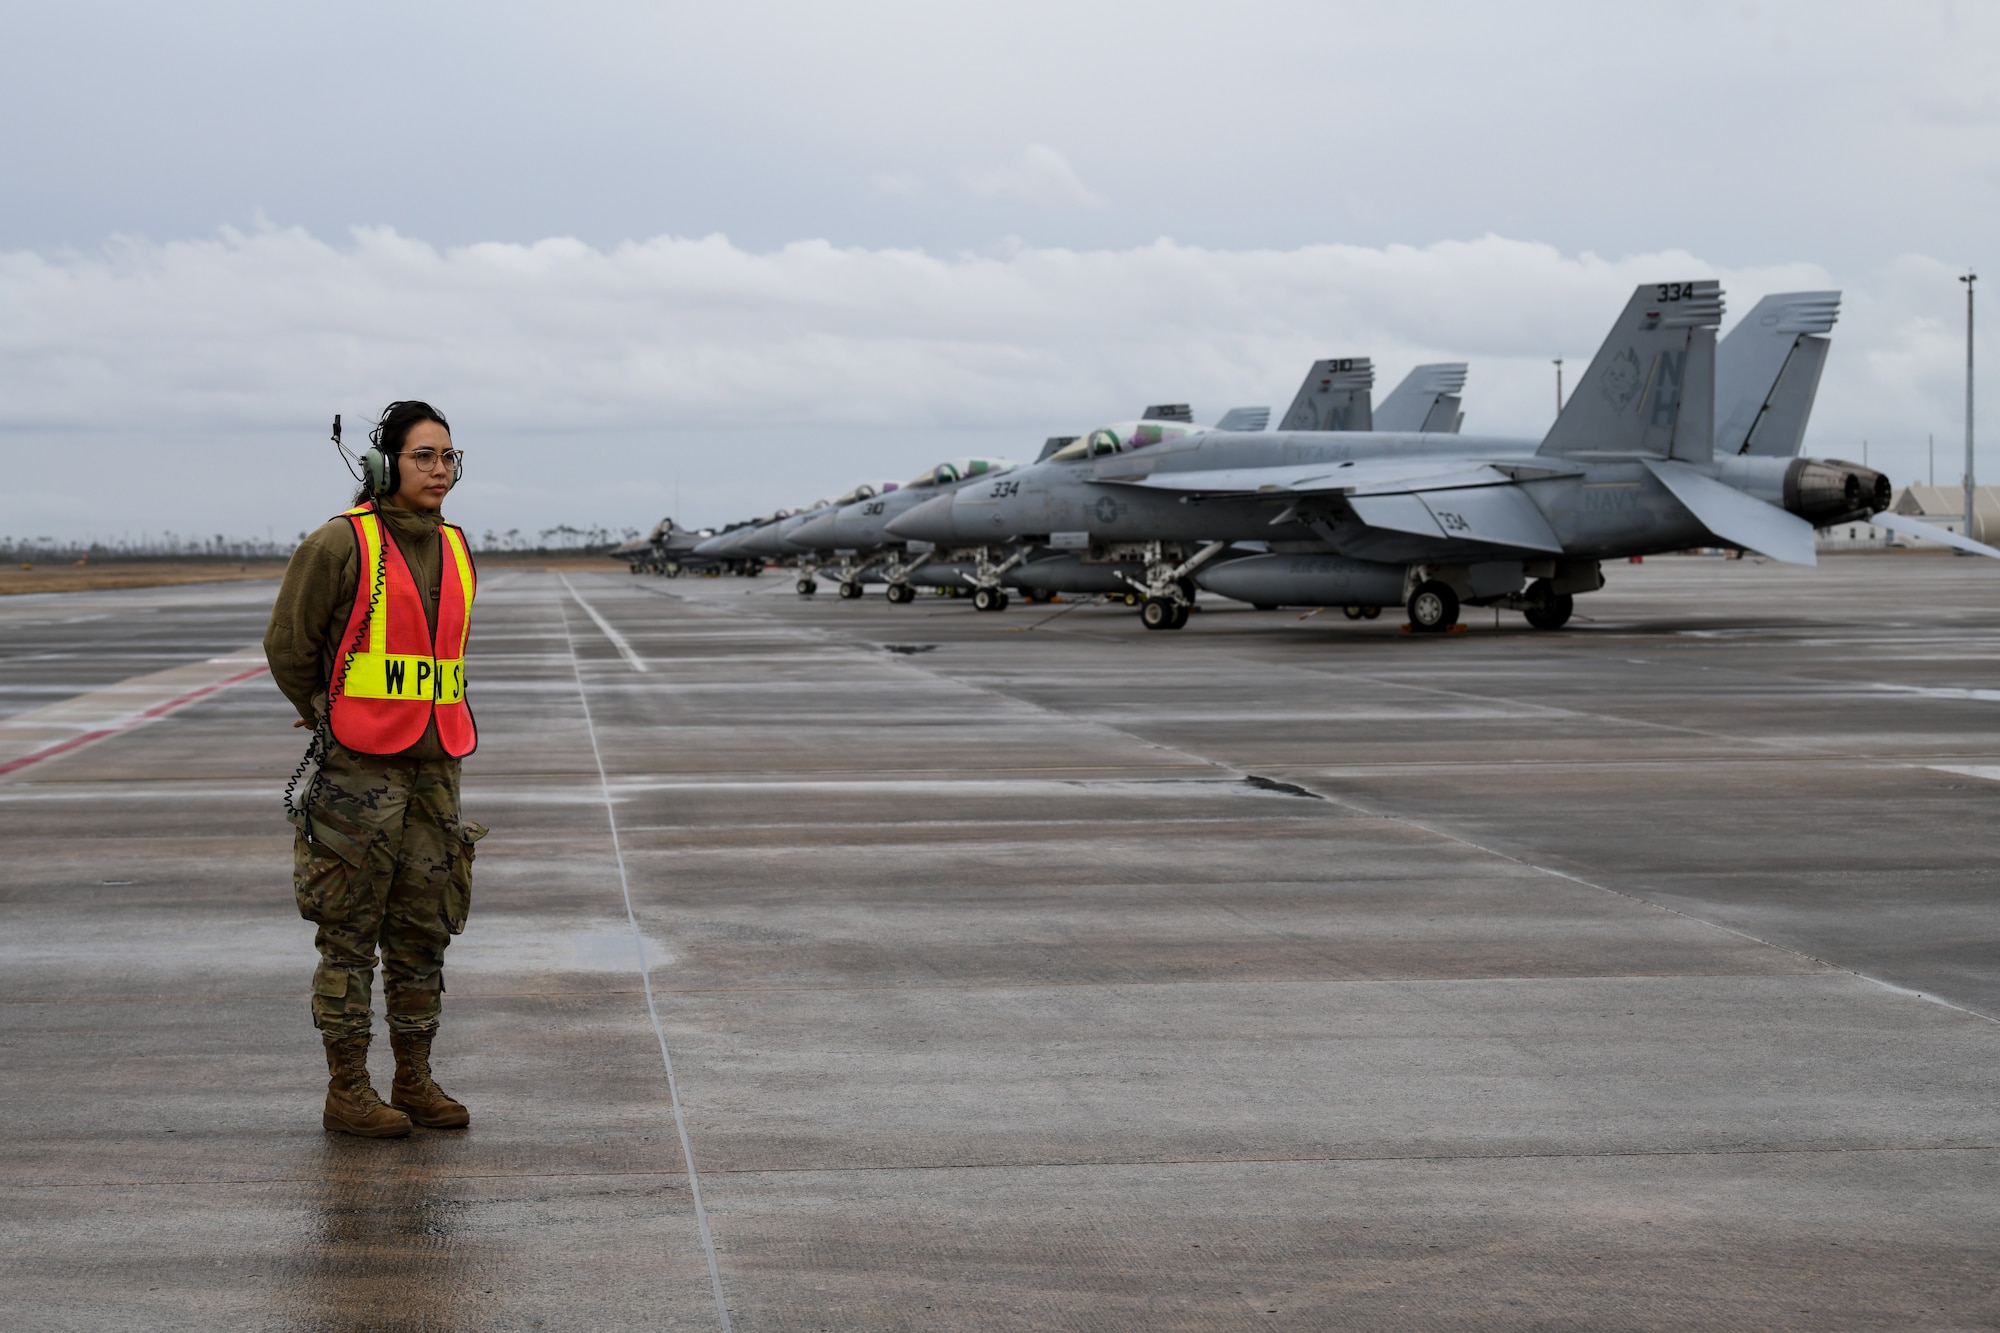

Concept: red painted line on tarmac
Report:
left=0, top=664, right=270, bottom=777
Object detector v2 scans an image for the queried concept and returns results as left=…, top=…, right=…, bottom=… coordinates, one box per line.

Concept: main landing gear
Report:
left=796, top=576, right=818, bottom=596
left=885, top=582, right=916, bottom=605
left=1521, top=579, right=1574, bottom=630
left=838, top=580, right=864, bottom=600
left=972, top=585, right=1010, bottom=612
left=1140, top=597, right=1190, bottom=631
left=1405, top=580, right=1459, bottom=633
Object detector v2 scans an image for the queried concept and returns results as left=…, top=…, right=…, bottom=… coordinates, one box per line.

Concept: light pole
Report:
left=1553, top=359, right=1564, bottom=413
left=1963, top=272, right=1977, bottom=545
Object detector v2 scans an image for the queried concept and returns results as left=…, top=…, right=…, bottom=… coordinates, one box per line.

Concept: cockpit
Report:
left=907, top=458, right=1013, bottom=488
left=1045, top=421, right=1204, bottom=462
left=825, top=480, right=902, bottom=507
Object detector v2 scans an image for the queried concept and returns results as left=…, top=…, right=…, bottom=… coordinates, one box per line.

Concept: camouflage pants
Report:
left=291, top=742, right=486, bottom=1041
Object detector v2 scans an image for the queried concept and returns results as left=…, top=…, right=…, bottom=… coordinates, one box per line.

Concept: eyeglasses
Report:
left=399, top=447, right=465, bottom=473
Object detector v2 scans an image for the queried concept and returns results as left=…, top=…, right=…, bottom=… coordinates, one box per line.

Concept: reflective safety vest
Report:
left=327, top=502, right=478, bottom=757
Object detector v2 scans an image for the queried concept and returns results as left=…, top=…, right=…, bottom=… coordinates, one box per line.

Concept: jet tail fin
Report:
left=1214, top=406, right=1271, bottom=432
left=1538, top=282, right=1723, bottom=461
left=1374, top=363, right=1468, bottom=433
left=1715, top=292, right=1839, bottom=457
left=1279, top=359, right=1374, bottom=432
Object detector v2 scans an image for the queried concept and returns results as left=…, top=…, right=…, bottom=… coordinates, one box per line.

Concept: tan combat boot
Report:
left=389, top=1030, right=470, bottom=1128
left=322, top=1035, right=413, bottom=1138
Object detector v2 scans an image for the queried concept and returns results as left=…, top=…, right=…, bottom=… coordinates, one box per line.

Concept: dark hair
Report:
left=352, top=400, right=452, bottom=504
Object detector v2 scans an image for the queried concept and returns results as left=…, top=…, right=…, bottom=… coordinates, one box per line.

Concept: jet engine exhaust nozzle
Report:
left=1783, top=459, right=1891, bottom=527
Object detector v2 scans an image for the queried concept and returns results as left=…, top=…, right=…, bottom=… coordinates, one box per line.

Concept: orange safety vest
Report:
left=327, top=502, right=478, bottom=757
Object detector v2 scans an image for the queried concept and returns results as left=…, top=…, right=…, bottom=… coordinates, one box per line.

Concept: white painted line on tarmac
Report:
left=1927, top=765, right=2000, bottom=783
left=554, top=589, right=732, bottom=1333
left=1870, top=683, right=2000, bottom=704
left=561, top=575, right=648, bottom=672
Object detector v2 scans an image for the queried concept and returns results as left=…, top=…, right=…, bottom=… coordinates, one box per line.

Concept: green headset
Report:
left=333, top=409, right=460, bottom=498
left=333, top=413, right=394, bottom=498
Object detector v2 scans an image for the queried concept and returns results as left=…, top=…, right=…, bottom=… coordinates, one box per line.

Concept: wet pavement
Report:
left=2, top=556, right=1997, bottom=1329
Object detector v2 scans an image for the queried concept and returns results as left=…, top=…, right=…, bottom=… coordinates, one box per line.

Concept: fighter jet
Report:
left=1003, top=365, right=1471, bottom=605
left=608, top=516, right=736, bottom=577
left=690, top=511, right=796, bottom=575
left=720, top=482, right=908, bottom=594
left=784, top=458, right=1021, bottom=601
left=888, top=282, right=1976, bottom=632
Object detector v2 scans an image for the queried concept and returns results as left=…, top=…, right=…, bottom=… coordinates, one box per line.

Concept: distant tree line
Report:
left=0, top=526, right=643, bottom=563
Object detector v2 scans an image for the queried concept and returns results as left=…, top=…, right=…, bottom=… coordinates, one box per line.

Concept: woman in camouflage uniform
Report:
left=265, top=401, right=485, bottom=1138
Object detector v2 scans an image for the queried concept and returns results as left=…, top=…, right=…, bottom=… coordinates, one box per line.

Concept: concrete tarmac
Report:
left=2, top=556, right=1997, bottom=1329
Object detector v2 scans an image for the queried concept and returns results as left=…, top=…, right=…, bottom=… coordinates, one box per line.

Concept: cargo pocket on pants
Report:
left=292, top=811, right=370, bottom=925
left=442, top=819, right=487, bottom=935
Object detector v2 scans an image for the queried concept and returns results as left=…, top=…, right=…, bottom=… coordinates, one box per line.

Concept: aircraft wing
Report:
left=1347, top=485, right=1565, bottom=552
left=1116, top=459, right=1525, bottom=496
left=1872, top=510, right=2000, bottom=559
left=1642, top=458, right=1817, bottom=565
left=1115, top=460, right=1568, bottom=553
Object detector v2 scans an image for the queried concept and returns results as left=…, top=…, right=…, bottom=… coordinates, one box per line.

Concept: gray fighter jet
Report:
left=888, top=282, right=1971, bottom=632
left=785, top=458, right=1021, bottom=601
left=727, top=481, right=907, bottom=594
left=876, top=364, right=1472, bottom=612
left=608, top=516, right=739, bottom=577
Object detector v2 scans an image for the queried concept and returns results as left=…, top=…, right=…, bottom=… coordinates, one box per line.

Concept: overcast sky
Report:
left=3, top=0, right=1993, bottom=542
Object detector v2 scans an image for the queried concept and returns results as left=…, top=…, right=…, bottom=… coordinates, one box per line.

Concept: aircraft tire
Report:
left=1362, top=606, right=1381, bottom=620
left=797, top=578, right=818, bottom=596
left=1407, top=581, right=1459, bottom=633
left=1343, top=605, right=1365, bottom=620
left=839, top=581, right=863, bottom=600
left=973, top=586, right=1000, bottom=612
left=1141, top=598, right=1179, bottom=630
left=1523, top=581, right=1574, bottom=630
left=664, top=565, right=681, bottom=578
left=1168, top=601, right=1191, bottom=630
left=885, top=583, right=912, bottom=605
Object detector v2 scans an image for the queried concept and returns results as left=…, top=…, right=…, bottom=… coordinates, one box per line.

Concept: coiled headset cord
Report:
left=283, top=502, right=390, bottom=844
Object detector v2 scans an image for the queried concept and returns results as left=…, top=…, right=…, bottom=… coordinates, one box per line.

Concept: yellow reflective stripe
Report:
left=342, top=653, right=466, bottom=703
left=440, top=525, right=475, bottom=656
left=435, top=656, right=467, bottom=704
left=352, top=513, right=388, bottom=658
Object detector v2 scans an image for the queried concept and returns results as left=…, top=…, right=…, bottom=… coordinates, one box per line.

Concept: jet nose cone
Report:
left=738, top=524, right=787, bottom=556
left=789, top=511, right=840, bottom=549
left=886, top=492, right=962, bottom=545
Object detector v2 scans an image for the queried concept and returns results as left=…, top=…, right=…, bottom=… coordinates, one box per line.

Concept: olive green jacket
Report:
left=264, top=500, right=454, bottom=761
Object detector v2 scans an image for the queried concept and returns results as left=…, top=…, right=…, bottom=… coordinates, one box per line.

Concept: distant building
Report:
left=1815, top=485, right=2000, bottom=553
left=1892, top=485, right=2000, bottom=544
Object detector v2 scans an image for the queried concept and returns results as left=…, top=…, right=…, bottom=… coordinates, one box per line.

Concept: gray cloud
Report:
left=0, top=226, right=1982, bottom=542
